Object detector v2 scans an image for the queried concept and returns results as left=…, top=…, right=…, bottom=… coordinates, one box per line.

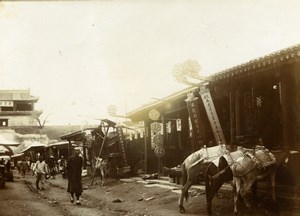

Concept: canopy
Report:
left=0, top=135, right=20, bottom=146
left=0, top=145, right=10, bottom=155
left=20, top=141, right=46, bottom=153
left=46, top=141, right=78, bottom=149
left=11, top=153, right=25, bottom=159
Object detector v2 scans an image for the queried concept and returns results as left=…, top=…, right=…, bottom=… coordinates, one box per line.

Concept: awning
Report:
left=20, top=141, right=46, bottom=153
left=11, top=153, right=24, bottom=159
left=0, top=145, right=10, bottom=155
left=0, top=135, right=20, bottom=146
left=46, top=141, right=78, bottom=149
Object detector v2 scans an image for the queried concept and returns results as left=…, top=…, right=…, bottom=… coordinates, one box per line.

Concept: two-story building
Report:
left=0, top=89, right=40, bottom=128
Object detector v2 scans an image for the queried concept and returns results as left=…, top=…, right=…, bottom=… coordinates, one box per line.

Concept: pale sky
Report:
left=1, top=0, right=300, bottom=125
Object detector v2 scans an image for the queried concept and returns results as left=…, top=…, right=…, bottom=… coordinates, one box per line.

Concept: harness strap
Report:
left=209, top=166, right=229, bottom=180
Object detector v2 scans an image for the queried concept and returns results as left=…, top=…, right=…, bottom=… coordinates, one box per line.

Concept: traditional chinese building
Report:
left=0, top=89, right=40, bottom=128
left=127, top=43, right=300, bottom=185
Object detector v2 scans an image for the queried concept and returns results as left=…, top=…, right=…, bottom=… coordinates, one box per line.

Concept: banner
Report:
left=185, top=92, right=204, bottom=150
left=199, top=87, right=226, bottom=144
left=176, top=119, right=182, bottom=131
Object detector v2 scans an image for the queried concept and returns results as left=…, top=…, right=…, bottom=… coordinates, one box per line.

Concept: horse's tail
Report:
left=181, top=163, right=188, bottom=201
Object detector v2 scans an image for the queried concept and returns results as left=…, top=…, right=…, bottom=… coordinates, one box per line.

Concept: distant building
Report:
left=0, top=89, right=40, bottom=127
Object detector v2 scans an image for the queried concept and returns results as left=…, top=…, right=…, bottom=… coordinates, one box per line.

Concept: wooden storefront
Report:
left=127, top=44, right=300, bottom=183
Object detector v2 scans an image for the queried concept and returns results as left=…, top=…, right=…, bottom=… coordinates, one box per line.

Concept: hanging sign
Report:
left=150, top=122, right=161, bottom=133
left=176, top=119, right=182, bottom=131
left=149, top=109, right=160, bottom=121
left=185, top=92, right=204, bottom=150
left=199, top=87, right=226, bottom=144
left=152, top=134, right=163, bottom=147
left=166, top=121, right=171, bottom=133
left=154, top=146, right=165, bottom=157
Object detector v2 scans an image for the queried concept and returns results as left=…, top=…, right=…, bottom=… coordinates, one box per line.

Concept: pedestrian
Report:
left=48, top=155, right=57, bottom=179
left=58, top=156, right=66, bottom=178
left=20, top=158, right=28, bottom=178
left=33, top=156, right=48, bottom=190
left=6, top=159, right=11, bottom=173
left=67, top=147, right=83, bottom=205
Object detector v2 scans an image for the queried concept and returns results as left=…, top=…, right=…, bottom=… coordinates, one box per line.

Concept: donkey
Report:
left=229, top=146, right=287, bottom=215
left=95, top=156, right=108, bottom=186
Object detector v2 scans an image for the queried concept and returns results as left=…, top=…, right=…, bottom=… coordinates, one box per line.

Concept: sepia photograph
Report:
left=0, top=0, right=300, bottom=215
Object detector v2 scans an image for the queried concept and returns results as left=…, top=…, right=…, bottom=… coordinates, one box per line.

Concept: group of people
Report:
left=31, top=148, right=84, bottom=205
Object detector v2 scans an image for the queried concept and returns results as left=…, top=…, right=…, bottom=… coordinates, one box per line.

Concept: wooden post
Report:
left=235, top=90, right=240, bottom=137
left=83, top=139, right=87, bottom=169
left=230, top=91, right=235, bottom=144
left=144, top=123, right=148, bottom=174
left=68, top=140, right=72, bottom=159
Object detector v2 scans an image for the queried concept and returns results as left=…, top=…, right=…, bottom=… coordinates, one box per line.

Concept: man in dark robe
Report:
left=67, top=147, right=83, bottom=205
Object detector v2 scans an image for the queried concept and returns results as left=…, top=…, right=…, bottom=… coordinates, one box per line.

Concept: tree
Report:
left=33, top=110, right=51, bottom=129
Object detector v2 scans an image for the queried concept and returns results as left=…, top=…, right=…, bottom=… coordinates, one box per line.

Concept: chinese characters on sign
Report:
left=200, top=87, right=226, bottom=144
left=0, top=101, right=14, bottom=107
left=185, top=92, right=204, bottom=150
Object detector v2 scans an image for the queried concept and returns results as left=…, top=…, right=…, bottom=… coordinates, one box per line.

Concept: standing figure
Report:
left=48, top=155, right=57, bottom=179
left=58, top=156, right=67, bottom=179
left=6, top=159, right=11, bottom=173
left=33, top=156, right=48, bottom=190
left=67, top=147, right=83, bottom=205
left=20, top=159, right=28, bottom=178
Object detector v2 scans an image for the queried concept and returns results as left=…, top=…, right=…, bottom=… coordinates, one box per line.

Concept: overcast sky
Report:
left=1, top=0, right=300, bottom=125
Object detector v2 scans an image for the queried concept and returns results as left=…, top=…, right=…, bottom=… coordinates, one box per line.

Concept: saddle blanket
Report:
left=184, top=145, right=227, bottom=169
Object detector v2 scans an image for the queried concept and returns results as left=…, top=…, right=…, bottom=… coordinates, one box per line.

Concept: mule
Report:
left=230, top=146, right=287, bottom=215
left=178, top=144, right=235, bottom=213
left=95, top=156, right=108, bottom=186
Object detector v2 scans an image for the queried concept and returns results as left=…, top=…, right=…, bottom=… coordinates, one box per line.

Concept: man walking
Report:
left=33, top=156, right=48, bottom=190
left=67, top=147, right=83, bottom=205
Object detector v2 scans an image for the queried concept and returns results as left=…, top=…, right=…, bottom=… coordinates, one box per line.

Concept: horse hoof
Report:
left=179, top=206, right=186, bottom=214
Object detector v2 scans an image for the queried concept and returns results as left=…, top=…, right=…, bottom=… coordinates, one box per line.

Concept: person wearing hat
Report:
left=67, top=147, right=83, bottom=205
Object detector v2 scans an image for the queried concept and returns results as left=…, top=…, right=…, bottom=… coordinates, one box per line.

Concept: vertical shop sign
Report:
left=116, top=126, right=128, bottom=165
left=199, top=87, right=226, bottom=144
left=185, top=92, right=204, bottom=150
left=176, top=119, right=181, bottom=131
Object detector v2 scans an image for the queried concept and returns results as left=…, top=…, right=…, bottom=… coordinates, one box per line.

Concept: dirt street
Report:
left=1, top=170, right=300, bottom=216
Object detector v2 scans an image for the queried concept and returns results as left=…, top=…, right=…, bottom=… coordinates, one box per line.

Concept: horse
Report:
left=95, top=156, right=108, bottom=186
left=178, top=144, right=236, bottom=214
left=205, top=147, right=248, bottom=215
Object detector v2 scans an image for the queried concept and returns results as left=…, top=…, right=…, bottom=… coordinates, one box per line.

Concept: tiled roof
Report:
left=0, top=89, right=39, bottom=101
left=127, top=86, right=198, bottom=117
left=210, top=43, right=300, bottom=80
left=127, top=43, right=300, bottom=118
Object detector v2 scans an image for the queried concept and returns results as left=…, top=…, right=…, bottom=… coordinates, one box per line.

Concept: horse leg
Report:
left=270, top=171, right=276, bottom=202
left=178, top=179, right=193, bottom=214
left=240, top=178, right=253, bottom=209
left=251, top=181, right=258, bottom=205
left=233, top=177, right=241, bottom=216
left=206, top=166, right=225, bottom=215
left=100, top=167, right=105, bottom=186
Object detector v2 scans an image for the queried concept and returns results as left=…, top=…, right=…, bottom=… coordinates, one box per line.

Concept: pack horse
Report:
left=178, top=144, right=236, bottom=213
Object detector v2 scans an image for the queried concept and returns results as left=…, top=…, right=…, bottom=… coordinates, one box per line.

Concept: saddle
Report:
left=244, top=145, right=277, bottom=169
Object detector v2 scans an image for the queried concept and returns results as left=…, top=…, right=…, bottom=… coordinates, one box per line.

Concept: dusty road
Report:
left=1, top=170, right=300, bottom=216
